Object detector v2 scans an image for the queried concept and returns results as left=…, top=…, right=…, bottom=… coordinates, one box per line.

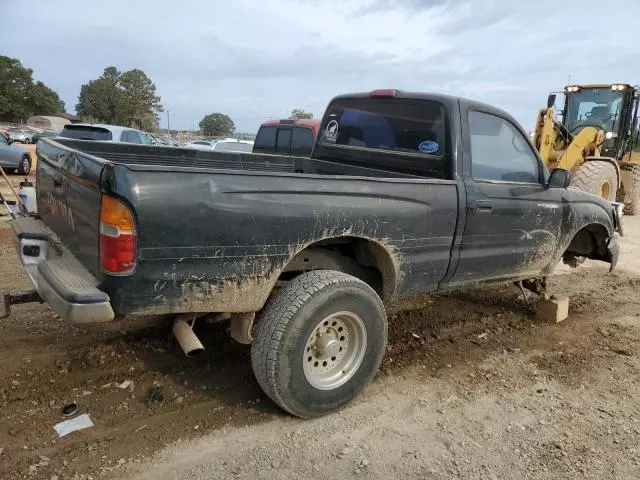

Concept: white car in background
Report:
left=212, top=139, right=254, bottom=153
left=187, top=140, right=217, bottom=150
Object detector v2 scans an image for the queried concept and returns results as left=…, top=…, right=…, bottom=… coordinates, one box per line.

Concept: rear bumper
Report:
left=9, top=217, right=114, bottom=324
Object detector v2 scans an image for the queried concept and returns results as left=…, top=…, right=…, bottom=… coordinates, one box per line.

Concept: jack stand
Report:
left=516, top=280, right=532, bottom=310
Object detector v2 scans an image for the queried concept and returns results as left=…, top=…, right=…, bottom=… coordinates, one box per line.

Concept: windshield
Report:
left=565, top=88, right=625, bottom=134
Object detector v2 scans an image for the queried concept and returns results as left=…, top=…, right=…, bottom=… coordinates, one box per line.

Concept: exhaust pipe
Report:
left=173, top=315, right=205, bottom=357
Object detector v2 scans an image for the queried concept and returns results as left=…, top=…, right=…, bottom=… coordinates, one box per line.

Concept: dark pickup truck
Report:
left=5, top=90, right=623, bottom=417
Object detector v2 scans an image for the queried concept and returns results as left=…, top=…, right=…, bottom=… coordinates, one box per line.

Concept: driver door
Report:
left=451, top=108, right=564, bottom=285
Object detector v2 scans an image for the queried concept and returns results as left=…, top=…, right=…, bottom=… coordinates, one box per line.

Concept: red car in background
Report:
left=253, top=119, right=320, bottom=156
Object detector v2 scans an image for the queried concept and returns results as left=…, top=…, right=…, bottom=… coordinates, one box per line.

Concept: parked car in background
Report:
left=212, top=139, right=254, bottom=153
left=253, top=119, right=320, bottom=156
left=0, top=133, right=32, bottom=174
left=156, top=136, right=181, bottom=147
left=32, top=130, right=59, bottom=143
left=58, top=124, right=152, bottom=144
left=7, top=127, right=36, bottom=144
left=188, top=140, right=217, bottom=150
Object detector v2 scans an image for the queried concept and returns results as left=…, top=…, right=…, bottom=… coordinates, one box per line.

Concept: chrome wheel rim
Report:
left=22, top=158, right=30, bottom=173
left=303, top=311, right=367, bottom=390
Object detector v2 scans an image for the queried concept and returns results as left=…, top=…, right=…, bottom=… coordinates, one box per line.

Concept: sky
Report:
left=3, top=0, right=640, bottom=133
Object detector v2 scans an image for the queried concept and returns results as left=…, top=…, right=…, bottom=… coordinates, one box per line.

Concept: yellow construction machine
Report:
left=533, top=83, right=640, bottom=214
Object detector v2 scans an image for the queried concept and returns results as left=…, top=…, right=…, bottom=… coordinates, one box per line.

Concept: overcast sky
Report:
left=3, top=0, right=639, bottom=132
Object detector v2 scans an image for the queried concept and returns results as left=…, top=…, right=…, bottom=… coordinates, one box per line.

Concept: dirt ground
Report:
left=0, top=190, right=639, bottom=479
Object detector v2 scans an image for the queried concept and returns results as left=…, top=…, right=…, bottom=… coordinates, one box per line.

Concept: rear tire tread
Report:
left=621, top=164, right=640, bottom=215
left=17, top=155, right=31, bottom=175
left=571, top=161, right=617, bottom=201
left=251, top=270, right=385, bottom=417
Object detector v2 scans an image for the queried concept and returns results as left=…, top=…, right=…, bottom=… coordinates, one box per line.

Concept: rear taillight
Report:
left=100, top=195, right=136, bottom=274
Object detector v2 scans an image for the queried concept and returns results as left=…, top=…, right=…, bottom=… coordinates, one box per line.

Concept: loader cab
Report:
left=558, top=84, right=639, bottom=159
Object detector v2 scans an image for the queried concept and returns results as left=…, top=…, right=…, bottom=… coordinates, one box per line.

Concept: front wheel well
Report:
left=280, top=236, right=398, bottom=300
left=562, top=224, right=610, bottom=264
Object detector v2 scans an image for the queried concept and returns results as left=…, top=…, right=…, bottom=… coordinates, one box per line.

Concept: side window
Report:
left=253, top=126, right=277, bottom=154
left=276, top=127, right=292, bottom=154
left=121, top=130, right=137, bottom=143
left=291, top=127, right=313, bottom=156
left=0, top=133, right=7, bottom=145
left=469, top=111, right=540, bottom=183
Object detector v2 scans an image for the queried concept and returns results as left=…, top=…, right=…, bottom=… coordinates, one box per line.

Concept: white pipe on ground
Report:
left=173, top=316, right=205, bottom=357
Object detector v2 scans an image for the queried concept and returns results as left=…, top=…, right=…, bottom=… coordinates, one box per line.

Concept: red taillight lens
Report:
left=100, top=195, right=136, bottom=274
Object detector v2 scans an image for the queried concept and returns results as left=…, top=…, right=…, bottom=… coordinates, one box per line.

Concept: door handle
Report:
left=475, top=200, right=493, bottom=213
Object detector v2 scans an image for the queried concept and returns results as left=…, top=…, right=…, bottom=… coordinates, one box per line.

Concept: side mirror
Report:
left=548, top=168, right=571, bottom=188
left=6, top=137, right=12, bottom=145
left=547, top=94, right=556, bottom=109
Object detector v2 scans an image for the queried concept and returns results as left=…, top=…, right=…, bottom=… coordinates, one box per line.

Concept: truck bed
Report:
left=34, top=138, right=460, bottom=317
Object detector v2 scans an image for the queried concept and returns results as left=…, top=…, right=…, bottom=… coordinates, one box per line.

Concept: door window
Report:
left=469, top=111, right=540, bottom=183
left=0, top=133, right=8, bottom=145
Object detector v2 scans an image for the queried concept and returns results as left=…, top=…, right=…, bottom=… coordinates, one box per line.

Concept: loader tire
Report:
left=621, top=164, right=640, bottom=215
left=571, top=161, right=617, bottom=201
left=251, top=270, right=387, bottom=418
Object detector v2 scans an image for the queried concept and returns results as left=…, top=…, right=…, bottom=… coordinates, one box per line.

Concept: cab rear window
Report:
left=59, top=126, right=112, bottom=141
left=318, top=97, right=445, bottom=157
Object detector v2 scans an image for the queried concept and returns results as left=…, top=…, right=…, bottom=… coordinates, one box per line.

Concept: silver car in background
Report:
left=0, top=134, right=32, bottom=174
left=7, top=127, right=36, bottom=144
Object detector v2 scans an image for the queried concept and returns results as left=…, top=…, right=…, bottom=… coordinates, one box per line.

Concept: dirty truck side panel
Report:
left=36, top=140, right=104, bottom=276
left=102, top=165, right=459, bottom=316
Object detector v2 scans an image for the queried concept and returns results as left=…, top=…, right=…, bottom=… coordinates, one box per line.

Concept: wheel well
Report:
left=280, top=236, right=397, bottom=300
left=563, top=224, right=610, bottom=261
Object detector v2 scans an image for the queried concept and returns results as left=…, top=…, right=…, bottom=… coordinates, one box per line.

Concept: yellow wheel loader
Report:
left=533, top=84, right=640, bottom=214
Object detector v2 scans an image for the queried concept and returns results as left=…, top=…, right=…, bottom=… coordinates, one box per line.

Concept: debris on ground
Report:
left=53, top=413, right=94, bottom=437
left=145, top=387, right=164, bottom=406
left=61, top=403, right=79, bottom=417
left=118, top=380, right=134, bottom=390
left=337, top=446, right=354, bottom=458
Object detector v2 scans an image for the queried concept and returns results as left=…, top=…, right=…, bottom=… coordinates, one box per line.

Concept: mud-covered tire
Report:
left=251, top=270, right=387, bottom=418
left=621, top=164, right=640, bottom=215
left=571, top=161, right=617, bottom=201
left=17, top=155, right=31, bottom=175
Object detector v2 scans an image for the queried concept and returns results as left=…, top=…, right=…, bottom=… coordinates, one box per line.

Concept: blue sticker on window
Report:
left=418, top=140, right=440, bottom=153
left=418, top=140, right=439, bottom=154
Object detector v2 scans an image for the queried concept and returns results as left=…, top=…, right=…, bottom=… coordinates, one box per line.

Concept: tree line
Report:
left=1, top=55, right=313, bottom=134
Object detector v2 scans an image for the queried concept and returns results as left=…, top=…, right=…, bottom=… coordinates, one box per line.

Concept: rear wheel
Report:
left=251, top=270, right=387, bottom=418
left=620, top=164, right=640, bottom=215
left=571, top=161, right=617, bottom=201
left=17, top=155, right=31, bottom=175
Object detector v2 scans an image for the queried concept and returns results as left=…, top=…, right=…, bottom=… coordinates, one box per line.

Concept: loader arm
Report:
left=534, top=107, right=604, bottom=174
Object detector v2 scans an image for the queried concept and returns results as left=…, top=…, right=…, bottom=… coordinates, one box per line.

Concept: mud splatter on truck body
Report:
left=27, top=90, right=619, bottom=324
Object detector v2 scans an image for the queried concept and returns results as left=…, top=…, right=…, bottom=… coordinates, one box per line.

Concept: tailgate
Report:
left=36, top=139, right=105, bottom=277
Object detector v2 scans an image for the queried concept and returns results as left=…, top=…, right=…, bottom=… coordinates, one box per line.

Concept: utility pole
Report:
left=167, top=110, right=170, bottom=135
